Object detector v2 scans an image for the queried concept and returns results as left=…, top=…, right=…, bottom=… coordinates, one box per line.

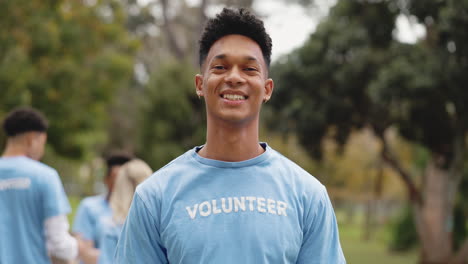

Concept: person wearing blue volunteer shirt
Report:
left=96, top=159, right=152, bottom=264
left=73, top=152, right=131, bottom=263
left=0, top=107, right=78, bottom=264
left=115, top=7, right=346, bottom=264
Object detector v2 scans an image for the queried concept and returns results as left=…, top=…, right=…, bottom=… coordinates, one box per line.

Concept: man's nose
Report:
left=224, top=66, right=245, bottom=85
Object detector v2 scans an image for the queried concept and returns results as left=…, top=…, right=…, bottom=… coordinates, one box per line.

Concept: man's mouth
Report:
left=221, top=94, right=247, bottom=100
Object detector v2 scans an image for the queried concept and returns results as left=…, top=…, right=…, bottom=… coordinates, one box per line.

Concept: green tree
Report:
left=138, top=61, right=205, bottom=170
left=0, top=0, right=139, bottom=160
left=270, top=0, right=468, bottom=263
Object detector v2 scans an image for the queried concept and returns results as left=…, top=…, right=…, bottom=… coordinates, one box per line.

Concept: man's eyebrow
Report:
left=212, top=54, right=259, bottom=63
left=245, top=56, right=258, bottom=62
left=213, top=54, right=227, bottom=60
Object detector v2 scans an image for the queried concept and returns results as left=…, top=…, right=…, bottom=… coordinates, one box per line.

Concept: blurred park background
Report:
left=1, top=0, right=468, bottom=263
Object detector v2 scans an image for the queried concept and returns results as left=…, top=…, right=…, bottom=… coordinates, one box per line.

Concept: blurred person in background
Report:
left=72, top=152, right=132, bottom=263
left=115, top=7, right=345, bottom=264
left=78, top=159, right=153, bottom=264
left=0, top=107, right=77, bottom=264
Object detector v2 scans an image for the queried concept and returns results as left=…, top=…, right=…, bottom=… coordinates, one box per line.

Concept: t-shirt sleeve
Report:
left=296, top=187, right=346, bottom=264
left=114, top=192, right=168, bottom=264
left=72, top=201, right=95, bottom=241
left=42, top=170, right=71, bottom=219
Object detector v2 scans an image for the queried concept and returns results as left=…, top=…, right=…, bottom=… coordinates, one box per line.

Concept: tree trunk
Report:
left=363, top=165, right=383, bottom=241
left=161, top=0, right=185, bottom=60
left=378, top=131, right=467, bottom=264
left=192, top=0, right=208, bottom=67
left=415, top=155, right=453, bottom=264
left=363, top=199, right=373, bottom=241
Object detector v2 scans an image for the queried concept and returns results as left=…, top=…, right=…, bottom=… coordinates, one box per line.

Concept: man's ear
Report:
left=263, top=78, right=274, bottom=103
left=195, top=74, right=204, bottom=97
left=24, top=132, right=36, bottom=147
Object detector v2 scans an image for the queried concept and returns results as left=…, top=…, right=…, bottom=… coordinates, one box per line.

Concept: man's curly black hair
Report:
left=199, top=8, right=272, bottom=69
left=3, top=107, right=49, bottom=137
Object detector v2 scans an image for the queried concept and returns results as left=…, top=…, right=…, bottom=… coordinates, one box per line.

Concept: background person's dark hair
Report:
left=199, top=8, right=272, bottom=69
left=2, top=107, right=49, bottom=137
left=105, top=152, right=133, bottom=177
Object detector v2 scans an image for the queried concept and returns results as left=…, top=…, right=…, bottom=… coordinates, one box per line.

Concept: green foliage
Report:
left=389, top=206, right=418, bottom=252
left=368, top=43, right=456, bottom=156
left=269, top=0, right=468, bottom=257
left=269, top=0, right=398, bottom=159
left=0, top=0, right=139, bottom=159
left=453, top=203, right=467, bottom=250
left=138, top=61, right=205, bottom=170
left=270, top=0, right=468, bottom=163
left=454, top=167, right=468, bottom=250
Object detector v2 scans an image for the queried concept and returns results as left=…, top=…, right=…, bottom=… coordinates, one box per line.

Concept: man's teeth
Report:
left=223, top=94, right=246, bottom=100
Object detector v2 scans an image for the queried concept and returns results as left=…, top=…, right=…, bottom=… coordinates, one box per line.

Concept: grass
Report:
left=68, top=195, right=81, bottom=227
left=339, top=222, right=418, bottom=264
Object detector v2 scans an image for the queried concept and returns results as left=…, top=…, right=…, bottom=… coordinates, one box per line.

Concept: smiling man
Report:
left=115, top=8, right=345, bottom=264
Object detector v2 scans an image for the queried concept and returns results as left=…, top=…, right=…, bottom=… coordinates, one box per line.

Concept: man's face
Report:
left=195, top=34, right=274, bottom=125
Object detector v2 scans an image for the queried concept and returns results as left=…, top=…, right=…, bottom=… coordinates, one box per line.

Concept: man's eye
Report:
left=213, top=65, right=225, bottom=70
left=245, top=67, right=257, bottom=71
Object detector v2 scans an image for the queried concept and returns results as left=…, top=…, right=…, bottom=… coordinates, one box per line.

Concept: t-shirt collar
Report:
left=192, top=142, right=270, bottom=168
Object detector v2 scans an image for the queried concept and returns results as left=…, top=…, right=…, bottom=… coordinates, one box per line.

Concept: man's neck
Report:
left=198, top=119, right=264, bottom=162
left=1, top=144, right=28, bottom=158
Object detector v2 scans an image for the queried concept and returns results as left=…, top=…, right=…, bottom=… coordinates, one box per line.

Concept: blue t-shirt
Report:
left=96, top=216, right=122, bottom=264
left=115, top=143, right=345, bottom=263
left=73, top=194, right=111, bottom=248
left=0, top=156, right=71, bottom=264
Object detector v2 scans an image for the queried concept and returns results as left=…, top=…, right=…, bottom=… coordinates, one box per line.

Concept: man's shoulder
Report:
left=0, top=156, right=58, bottom=179
left=136, top=149, right=194, bottom=196
left=81, top=194, right=106, bottom=204
left=31, top=160, right=59, bottom=177
left=268, top=147, right=324, bottom=189
left=268, top=148, right=311, bottom=175
left=78, top=194, right=107, bottom=211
